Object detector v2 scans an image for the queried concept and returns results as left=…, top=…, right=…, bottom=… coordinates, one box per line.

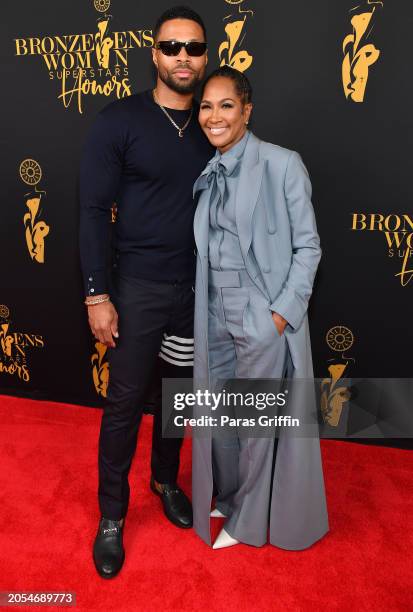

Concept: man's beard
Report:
left=158, top=67, right=201, bottom=94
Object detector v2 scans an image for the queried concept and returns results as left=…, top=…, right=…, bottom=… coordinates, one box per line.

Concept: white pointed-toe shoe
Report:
left=212, top=527, right=240, bottom=549
left=210, top=508, right=227, bottom=518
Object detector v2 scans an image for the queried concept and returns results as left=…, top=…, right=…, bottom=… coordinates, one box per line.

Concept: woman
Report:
left=191, top=66, right=329, bottom=550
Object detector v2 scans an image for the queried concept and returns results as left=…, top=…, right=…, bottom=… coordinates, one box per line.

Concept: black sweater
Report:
left=79, top=89, right=214, bottom=296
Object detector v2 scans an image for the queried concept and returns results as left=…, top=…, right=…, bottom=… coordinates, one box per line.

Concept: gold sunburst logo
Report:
left=94, top=0, right=111, bottom=13
left=19, top=159, right=42, bottom=186
left=0, top=305, right=10, bottom=320
left=326, top=326, right=354, bottom=353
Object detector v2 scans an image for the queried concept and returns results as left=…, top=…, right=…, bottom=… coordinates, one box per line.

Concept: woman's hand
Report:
left=271, top=311, right=288, bottom=336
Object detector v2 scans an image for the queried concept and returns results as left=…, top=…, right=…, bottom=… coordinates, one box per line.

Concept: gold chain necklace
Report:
left=152, top=89, right=193, bottom=138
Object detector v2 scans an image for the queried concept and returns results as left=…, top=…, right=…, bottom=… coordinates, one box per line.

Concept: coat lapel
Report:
left=193, top=184, right=211, bottom=384
left=193, top=189, right=210, bottom=258
left=235, top=133, right=265, bottom=262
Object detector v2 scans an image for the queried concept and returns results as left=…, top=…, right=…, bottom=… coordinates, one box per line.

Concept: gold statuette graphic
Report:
left=92, top=342, right=109, bottom=397
left=19, top=159, right=49, bottom=264
left=95, top=0, right=114, bottom=70
left=321, top=326, right=354, bottom=426
left=219, top=0, right=254, bottom=73
left=111, top=203, right=117, bottom=223
left=342, top=1, right=384, bottom=102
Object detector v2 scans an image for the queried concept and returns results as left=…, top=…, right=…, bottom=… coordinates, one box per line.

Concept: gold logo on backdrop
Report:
left=93, top=197, right=117, bottom=396
left=92, top=341, right=109, bottom=397
left=342, top=1, right=384, bottom=102
left=321, top=326, right=354, bottom=427
left=0, top=305, right=45, bottom=382
left=111, top=203, right=117, bottom=223
left=0, top=306, right=10, bottom=319
left=219, top=0, right=254, bottom=72
left=13, top=1, right=153, bottom=113
left=351, top=213, right=413, bottom=286
left=94, top=0, right=110, bottom=12
left=19, top=159, right=50, bottom=264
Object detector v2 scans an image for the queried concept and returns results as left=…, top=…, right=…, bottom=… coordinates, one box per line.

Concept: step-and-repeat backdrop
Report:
left=1, top=2, right=412, bottom=435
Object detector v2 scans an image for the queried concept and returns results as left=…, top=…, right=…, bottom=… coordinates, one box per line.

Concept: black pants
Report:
left=98, top=272, right=194, bottom=520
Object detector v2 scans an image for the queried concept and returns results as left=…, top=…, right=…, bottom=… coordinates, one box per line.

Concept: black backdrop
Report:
left=1, top=2, right=412, bottom=445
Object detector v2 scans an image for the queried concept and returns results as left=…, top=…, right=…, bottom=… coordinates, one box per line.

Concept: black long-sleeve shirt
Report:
left=79, top=89, right=214, bottom=296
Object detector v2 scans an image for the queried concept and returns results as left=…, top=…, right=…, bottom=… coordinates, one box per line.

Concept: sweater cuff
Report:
left=83, top=269, right=108, bottom=297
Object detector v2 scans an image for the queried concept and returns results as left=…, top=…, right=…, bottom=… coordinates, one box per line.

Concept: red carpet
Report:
left=0, top=395, right=412, bottom=611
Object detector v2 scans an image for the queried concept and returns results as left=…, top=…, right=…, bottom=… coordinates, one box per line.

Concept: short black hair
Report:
left=201, top=66, right=253, bottom=104
left=154, top=6, right=207, bottom=41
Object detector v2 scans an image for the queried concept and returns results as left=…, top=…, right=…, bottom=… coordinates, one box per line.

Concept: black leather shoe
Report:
left=93, top=517, right=125, bottom=579
left=150, top=477, right=193, bottom=529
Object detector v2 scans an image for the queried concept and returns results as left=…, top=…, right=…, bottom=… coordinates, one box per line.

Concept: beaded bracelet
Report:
left=84, top=295, right=110, bottom=306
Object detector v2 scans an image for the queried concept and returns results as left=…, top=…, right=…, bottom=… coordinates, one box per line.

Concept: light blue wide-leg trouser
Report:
left=208, top=270, right=289, bottom=547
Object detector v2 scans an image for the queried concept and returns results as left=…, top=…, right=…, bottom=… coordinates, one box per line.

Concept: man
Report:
left=79, top=6, right=213, bottom=578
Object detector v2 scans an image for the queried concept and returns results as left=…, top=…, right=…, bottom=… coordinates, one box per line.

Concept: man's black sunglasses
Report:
left=155, top=41, right=207, bottom=57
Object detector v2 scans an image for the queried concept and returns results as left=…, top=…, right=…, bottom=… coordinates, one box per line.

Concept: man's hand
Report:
left=87, top=295, right=119, bottom=348
left=271, top=311, right=288, bottom=336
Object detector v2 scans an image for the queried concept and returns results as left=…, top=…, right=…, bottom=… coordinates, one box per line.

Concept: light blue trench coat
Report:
left=191, top=132, right=329, bottom=549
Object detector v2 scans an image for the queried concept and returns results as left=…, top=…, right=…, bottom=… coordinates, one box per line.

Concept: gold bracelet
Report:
left=84, top=295, right=110, bottom=306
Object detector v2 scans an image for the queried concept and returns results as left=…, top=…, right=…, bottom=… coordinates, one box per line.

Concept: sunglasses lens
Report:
left=157, top=41, right=207, bottom=56
left=158, top=41, right=181, bottom=56
left=185, top=42, right=207, bottom=56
